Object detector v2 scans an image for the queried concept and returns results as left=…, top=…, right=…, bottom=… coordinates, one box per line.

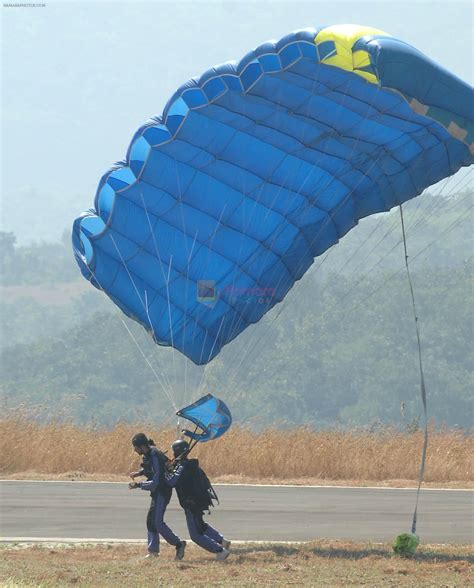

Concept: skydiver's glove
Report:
left=128, top=482, right=139, bottom=490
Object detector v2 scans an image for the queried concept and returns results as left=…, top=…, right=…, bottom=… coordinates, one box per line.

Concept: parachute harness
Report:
left=395, top=205, right=429, bottom=552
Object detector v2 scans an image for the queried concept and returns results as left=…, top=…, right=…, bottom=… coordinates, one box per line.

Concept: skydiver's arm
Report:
left=138, top=453, right=160, bottom=492
left=129, top=468, right=145, bottom=479
left=165, top=462, right=185, bottom=487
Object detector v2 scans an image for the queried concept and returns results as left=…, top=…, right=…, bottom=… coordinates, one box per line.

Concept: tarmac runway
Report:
left=1, top=481, right=472, bottom=543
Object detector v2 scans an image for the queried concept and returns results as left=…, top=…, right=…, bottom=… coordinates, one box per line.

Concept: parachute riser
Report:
left=172, top=421, right=202, bottom=463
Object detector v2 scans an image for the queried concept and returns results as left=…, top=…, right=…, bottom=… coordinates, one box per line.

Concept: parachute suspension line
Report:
left=322, top=158, right=469, bottom=315
left=397, top=156, right=456, bottom=239
left=191, top=201, right=230, bottom=397
left=328, top=211, right=398, bottom=279
left=119, top=317, right=178, bottom=411
left=176, top=417, right=182, bottom=439
left=164, top=256, right=178, bottom=403
left=229, top=173, right=456, bottom=416
left=226, top=167, right=472, bottom=403
left=108, top=232, right=177, bottom=407
left=172, top=155, right=194, bottom=410
left=272, top=172, right=472, bottom=389
left=196, top=121, right=248, bottom=363
left=343, top=186, right=473, bottom=318
left=334, top=160, right=463, bottom=288
left=164, top=127, right=237, bottom=401
left=140, top=191, right=176, bottom=394
left=83, top=253, right=176, bottom=409
left=313, top=168, right=473, bottom=323
left=143, top=289, right=173, bottom=397
left=109, top=233, right=144, bottom=306
left=182, top=230, right=199, bottom=409
left=399, top=204, right=428, bottom=537
left=140, top=190, right=187, bottom=408
left=304, top=200, right=411, bottom=324
left=323, top=218, right=407, bottom=314
left=141, top=179, right=205, bottom=410
left=319, top=210, right=404, bottom=304
left=403, top=174, right=455, bottom=234
left=195, top=315, right=227, bottom=396
left=402, top=171, right=470, bottom=240
left=239, top=173, right=462, bottom=404
left=231, top=199, right=473, bottom=430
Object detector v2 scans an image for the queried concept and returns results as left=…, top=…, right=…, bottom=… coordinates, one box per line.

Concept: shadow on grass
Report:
left=233, top=543, right=474, bottom=564
left=411, top=550, right=474, bottom=565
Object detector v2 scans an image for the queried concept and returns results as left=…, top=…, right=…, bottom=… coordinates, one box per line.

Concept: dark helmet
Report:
left=131, top=432, right=149, bottom=448
left=172, top=439, right=189, bottom=458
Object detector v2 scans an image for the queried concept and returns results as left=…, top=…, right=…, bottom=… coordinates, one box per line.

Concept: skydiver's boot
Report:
left=175, top=540, right=186, bottom=561
left=216, top=547, right=230, bottom=561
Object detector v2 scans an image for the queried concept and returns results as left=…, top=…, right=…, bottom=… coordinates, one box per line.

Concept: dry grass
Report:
left=0, top=541, right=472, bottom=587
left=1, top=417, right=472, bottom=486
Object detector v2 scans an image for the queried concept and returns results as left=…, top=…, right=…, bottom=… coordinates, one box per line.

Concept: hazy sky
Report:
left=2, top=0, right=473, bottom=242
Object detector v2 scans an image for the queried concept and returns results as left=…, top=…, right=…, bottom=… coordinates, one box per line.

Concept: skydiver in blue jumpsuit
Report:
left=165, top=439, right=231, bottom=560
left=129, top=433, right=186, bottom=560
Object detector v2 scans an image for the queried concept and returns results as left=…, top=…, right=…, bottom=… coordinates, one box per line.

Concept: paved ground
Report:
left=0, top=481, right=472, bottom=543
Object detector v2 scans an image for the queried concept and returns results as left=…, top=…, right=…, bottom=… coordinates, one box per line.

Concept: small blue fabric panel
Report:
left=72, top=26, right=474, bottom=365
left=177, top=394, right=232, bottom=442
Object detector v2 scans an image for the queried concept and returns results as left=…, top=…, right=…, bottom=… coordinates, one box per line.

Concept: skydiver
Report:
left=165, top=439, right=231, bottom=560
left=128, top=433, right=186, bottom=560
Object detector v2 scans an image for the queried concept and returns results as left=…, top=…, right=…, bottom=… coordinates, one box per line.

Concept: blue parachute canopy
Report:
left=72, top=24, right=474, bottom=365
left=177, top=394, right=232, bottom=442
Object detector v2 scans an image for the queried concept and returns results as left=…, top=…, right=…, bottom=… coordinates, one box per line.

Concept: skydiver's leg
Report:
left=185, top=510, right=223, bottom=553
left=202, top=521, right=224, bottom=544
left=146, top=496, right=159, bottom=553
left=154, top=493, right=181, bottom=547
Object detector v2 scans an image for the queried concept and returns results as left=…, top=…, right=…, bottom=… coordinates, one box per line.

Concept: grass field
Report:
left=1, top=418, right=472, bottom=486
left=1, top=541, right=472, bottom=587
left=1, top=419, right=472, bottom=586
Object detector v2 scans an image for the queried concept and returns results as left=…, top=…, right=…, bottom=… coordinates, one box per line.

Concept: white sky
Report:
left=1, top=0, right=473, bottom=242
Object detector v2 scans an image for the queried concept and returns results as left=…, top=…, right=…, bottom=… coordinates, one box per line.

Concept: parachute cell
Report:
left=72, top=24, right=474, bottom=365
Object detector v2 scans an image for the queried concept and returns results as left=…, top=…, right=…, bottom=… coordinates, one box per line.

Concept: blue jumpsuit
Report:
left=138, top=447, right=182, bottom=554
left=166, top=460, right=224, bottom=554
